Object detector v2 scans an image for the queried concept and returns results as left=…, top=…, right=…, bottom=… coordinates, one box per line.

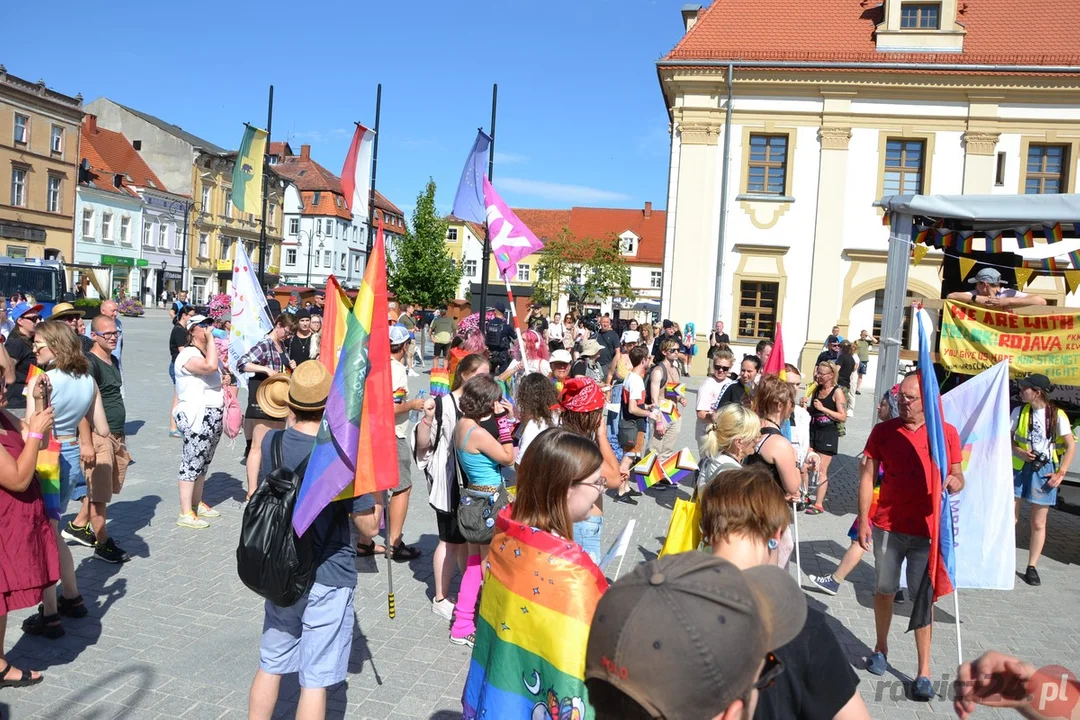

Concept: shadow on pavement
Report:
left=123, top=419, right=146, bottom=436
left=203, top=470, right=247, bottom=506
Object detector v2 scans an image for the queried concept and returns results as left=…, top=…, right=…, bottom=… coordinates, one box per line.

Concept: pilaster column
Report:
left=962, top=131, right=1000, bottom=194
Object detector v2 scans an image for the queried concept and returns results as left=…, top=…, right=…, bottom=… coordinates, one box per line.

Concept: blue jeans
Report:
left=573, top=514, right=603, bottom=564
left=58, top=440, right=84, bottom=515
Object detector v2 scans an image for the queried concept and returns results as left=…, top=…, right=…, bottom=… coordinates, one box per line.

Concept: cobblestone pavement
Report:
left=3, top=312, right=1078, bottom=719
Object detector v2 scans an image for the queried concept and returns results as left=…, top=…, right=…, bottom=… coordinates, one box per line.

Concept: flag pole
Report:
left=478, top=83, right=497, bottom=335
left=258, top=85, right=274, bottom=290
left=791, top=501, right=802, bottom=583
left=365, top=84, right=382, bottom=259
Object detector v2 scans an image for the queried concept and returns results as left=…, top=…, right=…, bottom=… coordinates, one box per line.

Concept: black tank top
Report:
left=809, top=385, right=839, bottom=426
left=745, top=426, right=785, bottom=490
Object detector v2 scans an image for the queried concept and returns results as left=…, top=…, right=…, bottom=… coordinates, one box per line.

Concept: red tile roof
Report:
left=273, top=153, right=353, bottom=220
left=79, top=118, right=169, bottom=198
left=268, top=141, right=293, bottom=162
left=511, top=209, right=572, bottom=243
left=568, top=206, right=666, bottom=265
left=665, top=0, right=1080, bottom=69
left=374, top=190, right=403, bottom=217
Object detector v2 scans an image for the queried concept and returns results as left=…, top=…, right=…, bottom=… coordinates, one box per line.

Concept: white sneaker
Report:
left=176, top=512, right=209, bottom=529
left=407, top=369, right=421, bottom=377
left=432, top=597, right=455, bottom=620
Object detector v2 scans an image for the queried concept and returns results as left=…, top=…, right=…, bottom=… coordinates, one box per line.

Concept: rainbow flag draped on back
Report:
left=26, top=365, right=61, bottom=520
left=429, top=366, right=450, bottom=397
left=318, top=275, right=352, bottom=375
left=293, top=223, right=398, bottom=535
left=908, top=308, right=957, bottom=632
left=462, top=510, right=608, bottom=719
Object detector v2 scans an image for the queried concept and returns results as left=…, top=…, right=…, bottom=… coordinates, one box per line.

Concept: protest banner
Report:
left=939, top=300, right=1080, bottom=384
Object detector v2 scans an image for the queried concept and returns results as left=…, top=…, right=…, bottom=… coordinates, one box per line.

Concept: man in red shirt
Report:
left=857, top=372, right=964, bottom=700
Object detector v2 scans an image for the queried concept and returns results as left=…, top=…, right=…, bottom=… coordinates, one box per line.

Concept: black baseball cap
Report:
left=1018, top=374, right=1052, bottom=393
left=826, top=335, right=840, bottom=345
left=585, top=553, right=806, bottom=719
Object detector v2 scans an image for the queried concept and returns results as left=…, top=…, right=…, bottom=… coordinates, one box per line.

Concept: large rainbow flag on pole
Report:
left=318, top=274, right=352, bottom=375
left=293, top=222, right=398, bottom=535
left=462, top=510, right=608, bottom=719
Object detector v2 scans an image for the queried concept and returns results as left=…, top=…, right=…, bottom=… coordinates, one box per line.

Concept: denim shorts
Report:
left=1014, top=461, right=1058, bottom=507
left=871, top=526, right=929, bottom=595
left=57, top=440, right=83, bottom=519
left=168, top=362, right=176, bottom=385
left=260, top=583, right=355, bottom=689
left=573, top=514, right=603, bottom=564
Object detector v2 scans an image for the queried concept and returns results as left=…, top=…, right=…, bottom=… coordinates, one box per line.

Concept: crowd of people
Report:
left=0, top=287, right=1070, bottom=720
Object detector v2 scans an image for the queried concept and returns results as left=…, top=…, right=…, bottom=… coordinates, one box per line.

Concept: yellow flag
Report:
left=231, top=125, right=268, bottom=214
left=912, top=244, right=930, bottom=266
left=959, top=256, right=977, bottom=282
left=1066, top=270, right=1080, bottom=295
left=1014, top=267, right=1034, bottom=289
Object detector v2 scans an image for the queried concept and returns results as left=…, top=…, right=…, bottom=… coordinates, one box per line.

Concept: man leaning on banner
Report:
left=858, top=370, right=964, bottom=700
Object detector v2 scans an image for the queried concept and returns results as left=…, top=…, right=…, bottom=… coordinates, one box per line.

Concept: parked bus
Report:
left=0, top=257, right=70, bottom=317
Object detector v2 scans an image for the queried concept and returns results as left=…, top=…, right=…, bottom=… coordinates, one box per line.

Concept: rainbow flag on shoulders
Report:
left=429, top=366, right=450, bottom=398
left=664, top=381, right=686, bottom=402
left=462, top=510, right=608, bottom=719
left=293, top=222, right=398, bottom=535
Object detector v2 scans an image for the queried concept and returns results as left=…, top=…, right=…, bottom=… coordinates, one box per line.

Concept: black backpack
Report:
left=236, top=432, right=316, bottom=607
left=484, top=316, right=509, bottom=351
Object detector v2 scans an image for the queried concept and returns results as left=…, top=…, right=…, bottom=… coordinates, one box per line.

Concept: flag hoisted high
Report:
left=762, top=322, right=786, bottom=379
left=483, top=176, right=546, bottom=279
left=451, top=130, right=492, bottom=225
left=293, top=222, right=398, bottom=535
left=231, top=125, right=268, bottom=214
left=908, top=308, right=957, bottom=632
left=228, top=242, right=273, bottom=374
left=318, top=275, right=353, bottom=376
left=341, top=124, right=375, bottom=219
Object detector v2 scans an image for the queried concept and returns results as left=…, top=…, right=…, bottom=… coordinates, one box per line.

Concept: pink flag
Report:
left=483, top=176, right=546, bottom=279
left=341, top=124, right=374, bottom=219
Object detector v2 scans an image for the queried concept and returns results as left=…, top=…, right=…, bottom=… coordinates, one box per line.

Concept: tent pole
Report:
left=875, top=214, right=913, bottom=409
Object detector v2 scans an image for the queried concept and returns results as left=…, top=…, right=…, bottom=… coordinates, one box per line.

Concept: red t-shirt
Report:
left=863, top=417, right=961, bottom=538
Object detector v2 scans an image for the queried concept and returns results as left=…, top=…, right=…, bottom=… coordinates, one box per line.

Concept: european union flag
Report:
left=451, top=129, right=491, bottom=224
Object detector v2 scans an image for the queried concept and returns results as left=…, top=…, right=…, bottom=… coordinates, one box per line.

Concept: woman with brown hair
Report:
left=463, top=427, right=608, bottom=719
left=514, top=371, right=560, bottom=463
left=747, top=374, right=802, bottom=569
left=806, top=360, right=846, bottom=515
left=238, top=312, right=296, bottom=497
left=450, top=374, right=515, bottom=648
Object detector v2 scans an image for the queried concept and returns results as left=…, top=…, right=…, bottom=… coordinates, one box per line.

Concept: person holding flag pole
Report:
left=858, top=307, right=965, bottom=700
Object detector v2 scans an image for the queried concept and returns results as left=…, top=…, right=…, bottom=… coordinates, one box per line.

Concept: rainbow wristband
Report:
left=27, top=432, right=44, bottom=441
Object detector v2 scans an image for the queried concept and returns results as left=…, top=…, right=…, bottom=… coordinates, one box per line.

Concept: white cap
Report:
left=551, top=349, right=572, bottom=364
left=185, top=314, right=210, bottom=330
left=389, top=325, right=411, bottom=345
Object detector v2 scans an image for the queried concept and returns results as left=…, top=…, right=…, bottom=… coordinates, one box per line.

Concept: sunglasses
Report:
left=32, top=341, right=49, bottom=351
left=21, top=315, right=41, bottom=323
left=713, top=365, right=731, bottom=372
left=754, top=653, right=784, bottom=691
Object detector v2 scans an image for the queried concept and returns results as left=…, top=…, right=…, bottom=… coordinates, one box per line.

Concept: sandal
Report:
left=355, top=541, right=387, bottom=557
left=805, top=504, right=824, bottom=515
left=0, top=662, right=44, bottom=688
left=58, top=594, right=88, bottom=618
left=390, top=543, right=423, bottom=562
left=21, top=608, right=64, bottom=639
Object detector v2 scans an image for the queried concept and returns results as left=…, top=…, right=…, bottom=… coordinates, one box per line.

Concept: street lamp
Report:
left=295, top=229, right=323, bottom=288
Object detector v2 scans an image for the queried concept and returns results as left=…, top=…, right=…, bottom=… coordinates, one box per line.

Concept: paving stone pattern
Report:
left=3, top=313, right=1078, bottom=719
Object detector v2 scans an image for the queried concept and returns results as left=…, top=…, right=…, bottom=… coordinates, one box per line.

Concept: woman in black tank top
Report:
left=746, top=376, right=802, bottom=500
left=806, top=361, right=847, bottom=515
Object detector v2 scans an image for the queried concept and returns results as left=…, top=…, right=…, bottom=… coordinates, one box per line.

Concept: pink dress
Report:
left=0, top=412, right=60, bottom=614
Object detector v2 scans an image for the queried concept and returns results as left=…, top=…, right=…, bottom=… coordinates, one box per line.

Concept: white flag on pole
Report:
left=228, top=243, right=273, bottom=374
left=941, top=360, right=1016, bottom=589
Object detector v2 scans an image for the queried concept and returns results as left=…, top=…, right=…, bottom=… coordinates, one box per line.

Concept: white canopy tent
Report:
left=875, top=193, right=1080, bottom=395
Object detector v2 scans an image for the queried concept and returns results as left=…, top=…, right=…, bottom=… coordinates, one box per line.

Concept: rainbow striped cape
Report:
left=463, top=510, right=608, bottom=719
left=429, top=366, right=450, bottom=398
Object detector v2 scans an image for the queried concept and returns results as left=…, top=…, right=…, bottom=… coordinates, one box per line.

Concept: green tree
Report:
left=387, top=178, right=462, bottom=307
left=534, top=229, right=634, bottom=313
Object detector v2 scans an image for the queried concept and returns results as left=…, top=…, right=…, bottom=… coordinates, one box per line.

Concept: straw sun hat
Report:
left=256, top=361, right=332, bottom=419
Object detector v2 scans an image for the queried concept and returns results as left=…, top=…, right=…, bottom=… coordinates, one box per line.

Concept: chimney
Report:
left=85, top=114, right=97, bottom=134
left=644, top=201, right=653, bottom=218
left=300, top=144, right=311, bottom=160
left=681, top=4, right=702, bottom=33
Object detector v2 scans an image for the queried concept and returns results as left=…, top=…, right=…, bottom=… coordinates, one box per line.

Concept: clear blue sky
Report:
left=2, top=0, right=687, bottom=218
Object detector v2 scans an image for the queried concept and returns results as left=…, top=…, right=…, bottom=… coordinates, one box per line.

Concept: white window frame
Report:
left=339, top=254, right=346, bottom=271
left=650, top=270, right=662, bottom=289
left=119, top=216, right=130, bottom=244
left=516, top=264, right=531, bottom=282
left=50, top=125, right=63, bottom=154
left=313, top=250, right=321, bottom=267
left=219, top=236, right=232, bottom=261
left=286, top=248, right=297, bottom=265
left=173, top=225, right=181, bottom=251
left=102, top=212, right=114, bottom=242
left=353, top=254, right=361, bottom=272
left=46, top=176, right=61, bottom=212
left=143, top=221, right=152, bottom=247
left=13, top=114, right=28, bottom=144
left=619, top=233, right=638, bottom=256
left=82, top=208, right=93, bottom=238
left=198, top=232, right=209, bottom=258
left=464, top=259, right=478, bottom=278
left=201, top=185, right=211, bottom=210
left=158, top=223, right=168, bottom=248
left=447, top=228, right=459, bottom=242
left=325, top=219, right=333, bottom=235
left=289, top=218, right=299, bottom=235
left=323, top=250, right=332, bottom=267
left=10, top=167, right=26, bottom=206
left=224, top=190, right=233, bottom=218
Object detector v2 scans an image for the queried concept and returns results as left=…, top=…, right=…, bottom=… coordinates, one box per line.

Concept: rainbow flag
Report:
left=664, top=381, right=686, bottom=402
left=660, top=448, right=699, bottom=485
left=462, top=510, right=607, bottom=719
left=551, top=377, right=564, bottom=396
left=429, top=366, right=450, bottom=398
left=632, top=451, right=666, bottom=491
left=318, top=275, right=352, bottom=375
left=26, top=366, right=61, bottom=520
left=497, top=378, right=515, bottom=409
left=1015, top=227, right=1035, bottom=249
left=393, top=387, right=407, bottom=404
left=294, top=222, right=398, bottom=535
left=448, top=346, right=469, bottom=388
left=1069, top=248, right=1080, bottom=271
left=658, top=398, right=680, bottom=424
left=914, top=225, right=931, bottom=246
left=956, top=231, right=975, bottom=254
left=985, top=230, right=1004, bottom=254
left=1044, top=223, right=1063, bottom=244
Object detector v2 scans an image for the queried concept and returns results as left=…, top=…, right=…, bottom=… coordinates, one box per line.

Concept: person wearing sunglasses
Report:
left=698, top=466, right=870, bottom=720
left=585, top=547, right=809, bottom=720
left=696, top=348, right=736, bottom=455
left=3, top=302, right=44, bottom=414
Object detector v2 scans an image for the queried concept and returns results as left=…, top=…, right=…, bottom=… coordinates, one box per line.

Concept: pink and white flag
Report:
left=483, top=176, right=546, bottom=279
left=341, top=124, right=374, bottom=220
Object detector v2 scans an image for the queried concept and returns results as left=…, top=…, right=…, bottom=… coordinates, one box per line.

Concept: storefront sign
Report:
left=939, top=300, right=1080, bottom=384
left=163, top=271, right=183, bottom=281
left=101, top=254, right=136, bottom=267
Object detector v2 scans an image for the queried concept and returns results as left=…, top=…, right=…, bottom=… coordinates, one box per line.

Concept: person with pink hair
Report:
left=504, top=328, right=550, bottom=378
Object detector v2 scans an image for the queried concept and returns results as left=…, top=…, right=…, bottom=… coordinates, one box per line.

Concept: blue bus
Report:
left=0, top=257, right=70, bottom=317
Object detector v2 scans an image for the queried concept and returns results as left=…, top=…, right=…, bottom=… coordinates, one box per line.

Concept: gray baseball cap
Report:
left=969, top=267, right=1007, bottom=285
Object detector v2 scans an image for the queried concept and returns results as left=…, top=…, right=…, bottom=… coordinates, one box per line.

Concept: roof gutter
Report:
left=656, top=59, right=1080, bottom=72
left=713, top=64, right=733, bottom=336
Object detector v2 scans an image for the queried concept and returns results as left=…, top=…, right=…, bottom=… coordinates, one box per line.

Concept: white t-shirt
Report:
left=549, top=323, right=563, bottom=341
left=998, top=288, right=1026, bottom=299
left=174, top=346, right=223, bottom=408
left=517, top=419, right=552, bottom=465
left=695, top=375, right=733, bottom=443
left=1010, top=405, right=1070, bottom=461
left=622, top=372, right=646, bottom=410
left=392, top=358, right=409, bottom=439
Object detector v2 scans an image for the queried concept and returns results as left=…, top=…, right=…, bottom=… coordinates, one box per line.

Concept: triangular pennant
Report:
left=959, top=256, right=978, bottom=282
left=882, top=210, right=891, bottom=226
left=957, top=230, right=976, bottom=254
left=912, top=244, right=930, bottom=266
left=1015, top=226, right=1035, bottom=249
left=1044, top=223, right=1064, bottom=244
left=985, top=230, right=1004, bottom=253
left=1069, top=249, right=1080, bottom=270
left=1066, top=269, right=1080, bottom=294
left=914, top=225, right=931, bottom=245
left=1014, top=266, right=1033, bottom=289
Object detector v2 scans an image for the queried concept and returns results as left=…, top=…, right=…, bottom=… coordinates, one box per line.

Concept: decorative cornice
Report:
left=673, top=107, right=724, bottom=146
left=962, top=130, right=1001, bottom=155
left=819, top=126, right=853, bottom=149
left=732, top=243, right=789, bottom=256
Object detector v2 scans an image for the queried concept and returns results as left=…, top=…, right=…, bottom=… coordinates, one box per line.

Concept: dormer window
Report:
left=619, top=232, right=639, bottom=256
left=900, top=3, right=940, bottom=29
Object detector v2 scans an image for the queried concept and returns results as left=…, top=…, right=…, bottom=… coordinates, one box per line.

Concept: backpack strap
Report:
left=271, top=430, right=284, bottom=472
